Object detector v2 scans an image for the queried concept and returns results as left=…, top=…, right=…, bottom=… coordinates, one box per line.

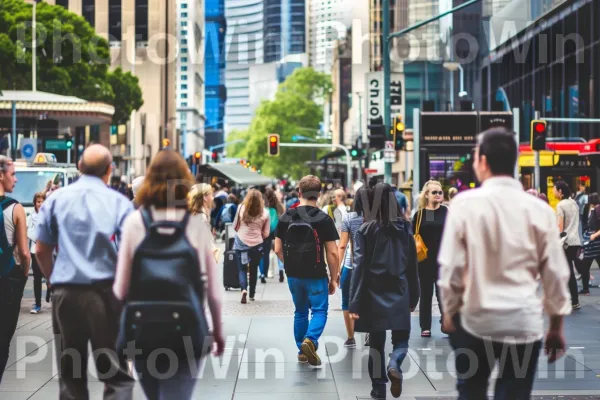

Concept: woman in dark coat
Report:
left=349, top=183, right=420, bottom=400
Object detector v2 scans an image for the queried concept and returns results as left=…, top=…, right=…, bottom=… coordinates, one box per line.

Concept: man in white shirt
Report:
left=438, top=127, right=571, bottom=400
left=333, top=189, right=348, bottom=234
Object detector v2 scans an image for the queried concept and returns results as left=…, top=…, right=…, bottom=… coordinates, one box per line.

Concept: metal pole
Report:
left=357, top=92, right=363, bottom=183
left=512, top=107, right=520, bottom=180
left=413, top=108, right=420, bottom=201
left=458, top=64, right=465, bottom=96
left=280, top=143, right=352, bottom=189
left=11, top=101, right=16, bottom=160
left=383, top=0, right=392, bottom=184
left=541, top=117, right=600, bottom=123
left=534, top=110, right=540, bottom=191
left=32, top=1, right=36, bottom=92
left=67, top=146, right=71, bottom=164
left=130, top=33, right=136, bottom=177
left=182, top=128, right=187, bottom=158
left=449, top=70, right=454, bottom=111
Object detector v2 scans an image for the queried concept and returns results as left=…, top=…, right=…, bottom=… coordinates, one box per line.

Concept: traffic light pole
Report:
left=383, top=0, right=484, bottom=185
left=279, top=143, right=352, bottom=189
left=382, top=0, right=392, bottom=184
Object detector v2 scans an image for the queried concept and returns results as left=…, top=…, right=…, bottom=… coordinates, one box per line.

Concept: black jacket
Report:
left=349, top=219, right=420, bottom=333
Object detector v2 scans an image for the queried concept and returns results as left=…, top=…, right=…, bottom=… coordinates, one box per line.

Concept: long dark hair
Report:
left=367, top=183, right=401, bottom=225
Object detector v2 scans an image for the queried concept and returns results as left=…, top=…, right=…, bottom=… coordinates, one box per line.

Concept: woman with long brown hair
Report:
left=113, top=150, right=224, bottom=399
left=233, top=188, right=271, bottom=303
left=259, top=188, right=286, bottom=283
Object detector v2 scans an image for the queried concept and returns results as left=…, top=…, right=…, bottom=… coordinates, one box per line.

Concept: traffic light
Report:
left=268, top=134, right=280, bottom=156
left=392, top=115, right=404, bottom=151
left=65, top=136, right=73, bottom=149
left=368, top=116, right=386, bottom=149
left=162, top=138, right=171, bottom=148
left=530, top=120, right=547, bottom=151
left=350, top=146, right=366, bottom=160
left=211, top=152, right=218, bottom=163
left=194, top=151, right=201, bottom=165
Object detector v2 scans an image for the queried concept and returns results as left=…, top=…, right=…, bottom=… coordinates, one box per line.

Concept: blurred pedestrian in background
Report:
left=28, top=191, right=46, bottom=314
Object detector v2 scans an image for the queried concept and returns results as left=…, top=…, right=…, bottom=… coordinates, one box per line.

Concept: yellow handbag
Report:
left=414, top=210, right=428, bottom=262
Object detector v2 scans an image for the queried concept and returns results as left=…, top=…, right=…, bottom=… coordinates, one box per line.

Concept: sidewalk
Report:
left=3, top=258, right=600, bottom=399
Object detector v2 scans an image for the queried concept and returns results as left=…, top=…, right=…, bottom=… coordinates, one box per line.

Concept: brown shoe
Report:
left=300, top=338, right=321, bottom=366
left=241, top=290, right=247, bottom=304
left=297, top=354, right=308, bottom=363
left=388, top=368, right=403, bottom=398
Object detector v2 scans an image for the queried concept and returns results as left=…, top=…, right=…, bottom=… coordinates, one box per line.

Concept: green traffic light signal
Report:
left=66, top=138, right=73, bottom=148
left=351, top=149, right=358, bottom=157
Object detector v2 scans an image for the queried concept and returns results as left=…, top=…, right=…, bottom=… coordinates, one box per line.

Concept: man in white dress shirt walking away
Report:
left=438, top=127, right=572, bottom=400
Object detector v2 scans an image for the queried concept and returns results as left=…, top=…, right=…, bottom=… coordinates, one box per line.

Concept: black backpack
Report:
left=0, top=197, right=18, bottom=277
left=283, top=213, right=321, bottom=274
left=117, top=208, right=211, bottom=359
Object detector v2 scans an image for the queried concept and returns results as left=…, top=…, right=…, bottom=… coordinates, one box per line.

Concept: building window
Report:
left=181, top=21, right=187, bottom=27
left=55, top=0, right=68, bottom=8
left=135, top=0, right=149, bottom=42
left=181, top=3, right=188, bottom=8
left=182, top=66, right=188, bottom=71
left=181, top=57, right=188, bottom=63
left=182, top=39, right=188, bottom=45
left=108, top=0, right=122, bottom=41
left=182, top=75, right=188, bottom=80
left=181, top=48, right=188, bottom=54
left=82, top=0, right=95, bottom=27
left=182, top=102, right=188, bottom=107
left=181, top=94, right=188, bottom=100
left=181, top=84, right=188, bottom=90
left=181, top=30, right=188, bottom=36
left=181, top=12, right=188, bottom=18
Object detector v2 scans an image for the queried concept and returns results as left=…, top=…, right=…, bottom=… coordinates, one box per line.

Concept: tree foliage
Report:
left=0, top=0, right=143, bottom=124
left=228, top=67, right=332, bottom=179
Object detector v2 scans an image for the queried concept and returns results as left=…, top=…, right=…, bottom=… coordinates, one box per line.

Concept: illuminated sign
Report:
left=421, top=112, right=478, bottom=145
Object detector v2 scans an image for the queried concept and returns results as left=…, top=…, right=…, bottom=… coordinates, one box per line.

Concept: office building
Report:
left=224, top=0, right=264, bottom=134
left=307, top=0, right=353, bottom=73
left=264, top=0, right=306, bottom=63
left=47, top=0, right=177, bottom=176
left=176, top=0, right=205, bottom=158
left=204, top=0, right=227, bottom=150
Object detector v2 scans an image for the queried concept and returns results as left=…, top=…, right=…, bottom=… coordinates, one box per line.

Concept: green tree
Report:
left=0, top=0, right=142, bottom=123
left=229, top=67, right=332, bottom=179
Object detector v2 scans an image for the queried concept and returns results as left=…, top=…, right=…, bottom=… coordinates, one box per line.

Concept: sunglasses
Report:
left=430, top=191, right=443, bottom=195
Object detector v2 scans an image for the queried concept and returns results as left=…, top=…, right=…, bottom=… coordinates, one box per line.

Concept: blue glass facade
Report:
left=264, top=0, right=305, bottom=63
left=204, top=0, right=226, bottom=149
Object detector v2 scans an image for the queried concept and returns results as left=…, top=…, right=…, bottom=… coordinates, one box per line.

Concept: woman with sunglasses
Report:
left=412, top=180, right=448, bottom=337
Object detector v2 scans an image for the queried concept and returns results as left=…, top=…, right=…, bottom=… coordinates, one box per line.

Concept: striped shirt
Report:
left=341, top=212, right=364, bottom=269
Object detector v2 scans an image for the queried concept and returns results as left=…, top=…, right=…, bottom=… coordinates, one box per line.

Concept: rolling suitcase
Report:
left=223, top=250, right=241, bottom=290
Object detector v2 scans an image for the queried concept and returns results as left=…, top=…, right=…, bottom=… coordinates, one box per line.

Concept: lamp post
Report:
left=32, top=0, right=41, bottom=92
left=443, top=62, right=467, bottom=110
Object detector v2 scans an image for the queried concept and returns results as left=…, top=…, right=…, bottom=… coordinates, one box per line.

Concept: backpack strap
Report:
left=179, top=211, right=191, bottom=230
left=0, top=197, right=17, bottom=210
left=140, top=207, right=154, bottom=230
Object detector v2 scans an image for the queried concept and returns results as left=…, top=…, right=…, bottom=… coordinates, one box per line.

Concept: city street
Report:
left=2, top=247, right=600, bottom=400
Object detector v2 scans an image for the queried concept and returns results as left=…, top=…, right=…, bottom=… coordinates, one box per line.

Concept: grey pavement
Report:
left=4, top=251, right=600, bottom=399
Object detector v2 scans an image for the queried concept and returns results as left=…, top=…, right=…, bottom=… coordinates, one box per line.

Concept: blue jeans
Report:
left=340, top=267, right=353, bottom=311
left=449, top=315, right=541, bottom=400
left=259, top=237, right=273, bottom=277
left=135, top=358, right=201, bottom=400
left=287, top=277, right=329, bottom=350
left=369, top=330, right=409, bottom=389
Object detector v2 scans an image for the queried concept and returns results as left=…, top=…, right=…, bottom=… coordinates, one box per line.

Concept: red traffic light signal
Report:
left=268, top=134, right=280, bottom=156
left=530, top=120, right=547, bottom=151
left=211, top=152, right=218, bottom=162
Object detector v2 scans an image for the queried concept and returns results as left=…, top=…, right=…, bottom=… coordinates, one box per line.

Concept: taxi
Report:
left=14, top=153, right=80, bottom=215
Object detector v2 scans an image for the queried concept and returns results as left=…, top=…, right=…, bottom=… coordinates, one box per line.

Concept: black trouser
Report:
left=564, top=246, right=581, bottom=305
left=368, top=330, right=410, bottom=389
left=31, top=256, right=44, bottom=308
left=52, top=284, right=134, bottom=400
left=579, top=256, right=600, bottom=291
left=0, top=266, right=27, bottom=382
left=236, top=246, right=263, bottom=298
left=449, top=315, right=541, bottom=400
left=418, top=258, right=442, bottom=331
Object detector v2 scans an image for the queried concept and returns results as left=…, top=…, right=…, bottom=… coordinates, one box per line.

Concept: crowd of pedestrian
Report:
left=0, top=127, right=593, bottom=400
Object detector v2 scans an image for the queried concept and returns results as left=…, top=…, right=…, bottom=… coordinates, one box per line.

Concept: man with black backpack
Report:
left=0, top=156, right=31, bottom=383
left=275, top=175, right=340, bottom=366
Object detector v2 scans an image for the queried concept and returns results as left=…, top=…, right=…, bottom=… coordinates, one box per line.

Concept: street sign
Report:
left=384, top=149, right=396, bottom=163
left=45, top=139, right=69, bottom=151
left=365, top=71, right=405, bottom=130
left=20, top=138, right=36, bottom=161
left=385, top=141, right=394, bottom=150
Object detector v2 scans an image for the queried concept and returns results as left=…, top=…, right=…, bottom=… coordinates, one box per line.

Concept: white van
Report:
left=13, top=153, right=79, bottom=216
